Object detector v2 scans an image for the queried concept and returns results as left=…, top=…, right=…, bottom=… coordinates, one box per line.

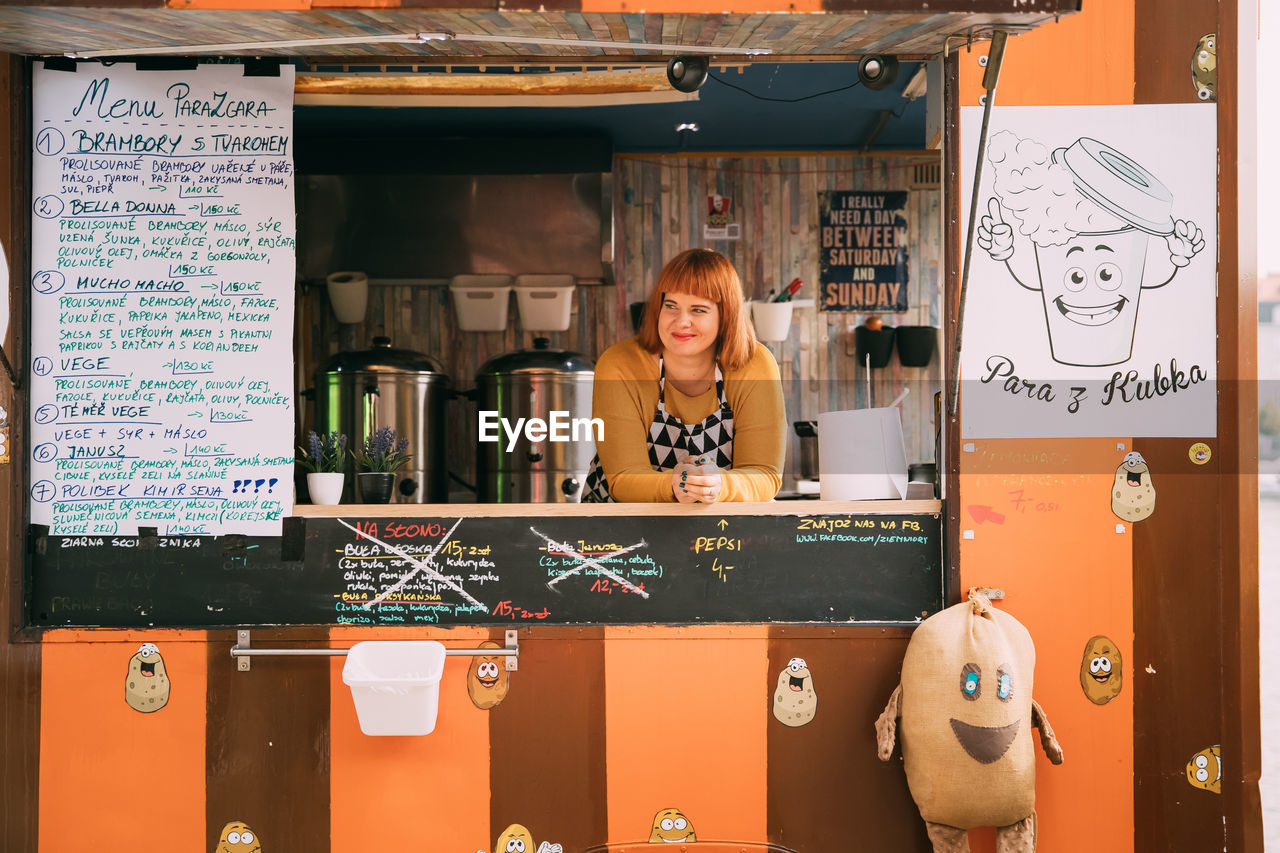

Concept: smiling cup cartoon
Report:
left=979, top=132, right=1204, bottom=367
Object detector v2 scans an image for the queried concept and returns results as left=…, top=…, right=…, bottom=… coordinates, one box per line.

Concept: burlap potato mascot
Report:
left=875, top=590, right=1063, bottom=852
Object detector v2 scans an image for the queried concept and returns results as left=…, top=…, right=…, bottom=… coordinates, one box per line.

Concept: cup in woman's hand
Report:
left=672, top=456, right=722, bottom=503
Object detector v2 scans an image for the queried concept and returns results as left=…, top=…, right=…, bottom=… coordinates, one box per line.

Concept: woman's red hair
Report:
left=636, top=249, right=757, bottom=371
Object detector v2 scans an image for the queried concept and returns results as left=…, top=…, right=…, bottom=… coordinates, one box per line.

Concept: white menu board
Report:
left=30, top=62, right=296, bottom=536
left=959, top=104, right=1217, bottom=438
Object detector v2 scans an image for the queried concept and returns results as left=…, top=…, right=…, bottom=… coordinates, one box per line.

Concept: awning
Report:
left=0, top=3, right=1079, bottom=62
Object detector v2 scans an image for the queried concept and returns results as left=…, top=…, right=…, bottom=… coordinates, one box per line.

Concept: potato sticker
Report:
left=125, top=642, right=170, bottom=713
left=1112, top=451, right=1156, bottom=521
left=649, top=808, right=696, bottom=843
left=467, top=640, right=509, bottom=710
left=1186, top=745, right=1222, bottom=793
left=1080, top=636, right=1123, bottom=705
left=772, top=657, right=817, bottom=727
left=214, top=821, right=260, bottom=853
left=495, top=823, right=533, bottom=853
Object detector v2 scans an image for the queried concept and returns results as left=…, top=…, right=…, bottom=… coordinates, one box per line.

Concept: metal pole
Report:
left=948, top=30, right=1009, bottom=418
left=229, top=647, right=516, bottom=658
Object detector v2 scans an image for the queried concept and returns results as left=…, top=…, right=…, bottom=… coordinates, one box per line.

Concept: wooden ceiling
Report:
left=0, top=4, right=1078, bottom=62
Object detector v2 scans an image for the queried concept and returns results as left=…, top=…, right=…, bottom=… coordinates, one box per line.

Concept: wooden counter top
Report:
left=289, top=499, right=943, bottom=518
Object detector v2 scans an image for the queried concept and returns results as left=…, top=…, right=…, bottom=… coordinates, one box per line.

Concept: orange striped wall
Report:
left=604, top=626, right=770, bottom=844
left=328, top=626, right=493, bottom=852
left=39, top=631, right=208, bottom=853
left=957, top=2, right=1137, bottom=850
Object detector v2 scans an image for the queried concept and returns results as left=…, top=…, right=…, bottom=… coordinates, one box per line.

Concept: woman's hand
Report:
left=672, top=457, right=723, bottom=504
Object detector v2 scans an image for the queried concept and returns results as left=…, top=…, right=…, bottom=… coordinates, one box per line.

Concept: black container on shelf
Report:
left=854, top=326, right=896, bottom=368
left=895, top=326, right=938, bottom=367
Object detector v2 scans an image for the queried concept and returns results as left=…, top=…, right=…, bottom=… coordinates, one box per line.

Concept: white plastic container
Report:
left=514, top=274, right=575, bottom=331
left=342, top=640, right=447, bottom=736
left=750, top=300, right=795, bottom=342
left=449, top=275, right=513, bottom=332
left=817, top=408, right=909, bottom=501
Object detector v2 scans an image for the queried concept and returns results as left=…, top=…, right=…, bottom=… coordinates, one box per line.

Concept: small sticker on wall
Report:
left=1192, top=33, right=1217, bottom=101
left=1186, top=745, right=1222, bottom=793
left=495, top=824, right=558, bottom=853
left=772, top=657, right=817, bottom=727
left=1189, top=442, right=1211, bottom=464
left=0, top=398, right=9, bottom=465
left=125, top=642, right=170, bottom=713
left=703, top=193, right=740, bottom=241
left=214, top=821, right=260, bottom=853
left=1111, top=452, right=1156, bottom=522
left=467, top=640, right=510, bottom=710
left=1079, top=636, right=1123, bottom=705
left=649, top=808, right=697, bottom=844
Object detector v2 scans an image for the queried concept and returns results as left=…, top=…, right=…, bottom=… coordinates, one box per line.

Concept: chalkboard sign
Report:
left=30, top=511, right=943, bottom=627
left=28, top=61, right=297, bottom=538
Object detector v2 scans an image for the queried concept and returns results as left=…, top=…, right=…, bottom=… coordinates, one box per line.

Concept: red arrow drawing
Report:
left=967, top=505, right=1007, bottom=525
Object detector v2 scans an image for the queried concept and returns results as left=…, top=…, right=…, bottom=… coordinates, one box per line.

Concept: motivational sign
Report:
left=29, top=62, right=297, bottom=535
left=818, top=190, right=909, bottom=312
left=30, top=512, right=944, bottom=627
left=959, top=104, right=1216, bottom=438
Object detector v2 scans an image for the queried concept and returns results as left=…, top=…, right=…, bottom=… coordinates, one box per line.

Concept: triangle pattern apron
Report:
left=580, top=359, right=735, bottom=503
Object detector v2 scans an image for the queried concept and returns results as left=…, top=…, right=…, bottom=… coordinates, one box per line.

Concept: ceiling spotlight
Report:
left=857, top=55, right=900, bottom=91
left=667, top=56, right=710, bottom=93
left=675, top=122, right=700, bottom=132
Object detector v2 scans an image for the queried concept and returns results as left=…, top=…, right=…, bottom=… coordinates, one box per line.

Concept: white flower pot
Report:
left=307, top=472, right=345, bottom=505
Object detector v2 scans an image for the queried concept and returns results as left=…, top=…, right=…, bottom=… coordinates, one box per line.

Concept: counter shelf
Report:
left=289, top=499, right=943, bottom=518
left=29, top=501, right=945, bottom=630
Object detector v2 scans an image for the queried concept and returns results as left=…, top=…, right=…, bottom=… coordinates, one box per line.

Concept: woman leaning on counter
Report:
left=582, top=249, right=786, bottom=503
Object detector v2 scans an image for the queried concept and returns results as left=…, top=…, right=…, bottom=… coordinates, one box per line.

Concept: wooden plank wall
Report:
left=297, top=152, right=944, bottom=492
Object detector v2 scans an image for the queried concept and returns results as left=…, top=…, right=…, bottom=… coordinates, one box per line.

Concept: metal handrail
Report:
left=230, top=629, right=518, bottom=671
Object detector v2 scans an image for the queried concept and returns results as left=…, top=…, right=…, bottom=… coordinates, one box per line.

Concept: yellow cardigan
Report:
left=591, top=337, right=785, bottom=502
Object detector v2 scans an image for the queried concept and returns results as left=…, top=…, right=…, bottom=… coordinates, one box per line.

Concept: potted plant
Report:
left=352, top=426, right=411, bottom=504
left=298, top=430, right=347, bottom=505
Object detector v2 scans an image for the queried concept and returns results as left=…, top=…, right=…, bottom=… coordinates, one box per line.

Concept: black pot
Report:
left=854, top=326, right=896, bottom=368
left=357, top=472, right=395, bottom=504
left=896, top=326, right=938, bottom=367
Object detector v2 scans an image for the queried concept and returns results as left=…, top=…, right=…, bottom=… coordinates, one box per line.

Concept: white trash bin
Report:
left=342, top=641, right=447, bottom=736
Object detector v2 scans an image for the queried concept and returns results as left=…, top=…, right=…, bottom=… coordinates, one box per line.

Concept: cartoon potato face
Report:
left=125, top=642, right=171, bottom=713
left=1080, top=635, right=1123, bottom=705
left=772, top=656, right=817, bottom=727
left=899, top=598, right=1038, bottom=828
left=495, top=823, right=533, bottom=853
left=1186, top=745, right=1222, bottom=793
left=1192, top=33, right=1217, bottom=100
left=467, top=640, right=510, bottom=710
left=648, top=808, right=696, bottom=844
left=1112, top=451, right=1156, bottom=522
left=214, top=821, right=261, bottom=853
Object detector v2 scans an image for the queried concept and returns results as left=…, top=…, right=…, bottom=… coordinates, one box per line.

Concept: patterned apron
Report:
left=581, top=358, right=735, bottom=502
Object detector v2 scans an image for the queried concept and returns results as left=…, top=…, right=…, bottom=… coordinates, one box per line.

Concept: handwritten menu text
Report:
left=30, top=63, right=296, bottom=536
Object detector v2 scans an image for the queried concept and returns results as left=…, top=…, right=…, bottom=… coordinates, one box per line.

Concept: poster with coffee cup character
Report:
left=959, top=105, right=1216, bottom=439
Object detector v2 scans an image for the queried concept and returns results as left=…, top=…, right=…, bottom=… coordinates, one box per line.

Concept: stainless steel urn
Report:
left=474, top=338, right=595, bottom=502
left=315, top=336, right=450, bottom=503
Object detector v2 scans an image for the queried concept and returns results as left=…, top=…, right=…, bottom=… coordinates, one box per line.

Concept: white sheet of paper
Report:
left=29, top=62, right=296, bottom=535
left=959, top=104, right=1217, bottom=439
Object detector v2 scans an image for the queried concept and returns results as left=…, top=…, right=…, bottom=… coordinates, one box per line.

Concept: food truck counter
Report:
left=31, top=499, right=946, bottom=629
